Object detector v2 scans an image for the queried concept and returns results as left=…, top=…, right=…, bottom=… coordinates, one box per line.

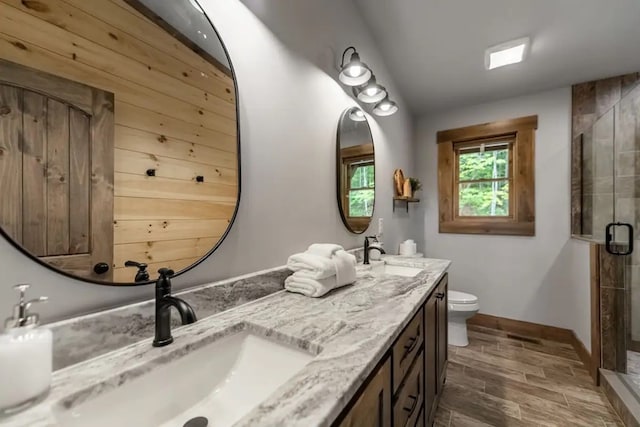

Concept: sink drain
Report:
left=184, top=416, right=208, bottom=427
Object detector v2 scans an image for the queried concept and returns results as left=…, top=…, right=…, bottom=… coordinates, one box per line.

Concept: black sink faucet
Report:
left=363, top=236, right=386, bottom=265
left=153, top=268, right=197, bottom=347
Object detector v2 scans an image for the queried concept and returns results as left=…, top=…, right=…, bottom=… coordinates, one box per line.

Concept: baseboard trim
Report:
left=468, top=313, right=574, bottom=342
left=468, top=313, right=594, bottom=381
left=570, top=330, right=594, bottom=381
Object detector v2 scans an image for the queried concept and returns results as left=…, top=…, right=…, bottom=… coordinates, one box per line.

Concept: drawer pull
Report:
left=435, top=292, right=445, bottom=300
left=402, top=394, right=418, bottom=415
left=401, top=336, right=418, bottom=361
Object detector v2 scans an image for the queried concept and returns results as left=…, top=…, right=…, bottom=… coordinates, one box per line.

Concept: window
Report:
left=339, top=143, right=375, bottom=233
left=347, top=160, right=375, bottom=217
left=437, top=116, right=537, bottom=236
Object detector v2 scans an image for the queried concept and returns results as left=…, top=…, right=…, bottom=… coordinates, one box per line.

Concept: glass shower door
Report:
left=580, top=83, right=639, bottom=384
left=615, top=85, right=640, bottom=382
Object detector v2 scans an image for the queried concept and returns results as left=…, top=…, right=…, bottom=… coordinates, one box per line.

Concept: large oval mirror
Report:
left=337, top=107, right=375, bottom=234
left=0, top=0, right=239, bottom=285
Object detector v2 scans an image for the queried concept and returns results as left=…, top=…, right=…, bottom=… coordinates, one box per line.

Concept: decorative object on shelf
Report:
left=394, top=169, right=405, bottom=196
left=409, top=178, right=422, bottom=195
left=403, top=178, right=413, bottom=199
left=338, top=47, right=398, bottom=117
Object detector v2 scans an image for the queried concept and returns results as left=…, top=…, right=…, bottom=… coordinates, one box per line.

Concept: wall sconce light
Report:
left=355, top=75, right=387, bottom=104
left=339, top=47, right=372, bottom=86
left=339, top=47, right=398, bottom=117
left=373, top=95, right=398, bottom=116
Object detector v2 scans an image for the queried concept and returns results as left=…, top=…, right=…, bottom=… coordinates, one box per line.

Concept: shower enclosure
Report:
left=575, top=77, right=640, bottom=396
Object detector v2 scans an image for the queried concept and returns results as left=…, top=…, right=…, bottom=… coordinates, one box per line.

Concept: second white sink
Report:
left=54, top=330, right=313, bottom=427
left=371, top=263, right=423, bottom=277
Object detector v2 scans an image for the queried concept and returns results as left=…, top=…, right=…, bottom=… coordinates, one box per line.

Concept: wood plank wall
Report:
left=0, top=0, right=238, bottom=282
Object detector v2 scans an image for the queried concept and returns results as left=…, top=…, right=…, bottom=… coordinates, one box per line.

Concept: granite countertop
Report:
left=1, top=255, right=450, bottom=427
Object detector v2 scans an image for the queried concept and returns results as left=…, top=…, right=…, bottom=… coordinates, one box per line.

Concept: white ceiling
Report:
left=353, top=0, right=640, bottom=115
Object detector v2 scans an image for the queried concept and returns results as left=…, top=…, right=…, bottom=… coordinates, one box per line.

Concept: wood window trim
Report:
left=340, top=144, right=374, bottom=232
left=437, top=115, right=537, bottom=236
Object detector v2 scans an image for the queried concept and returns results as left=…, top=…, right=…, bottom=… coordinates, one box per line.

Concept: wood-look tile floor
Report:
left=433, top=325, right=624, bottom=427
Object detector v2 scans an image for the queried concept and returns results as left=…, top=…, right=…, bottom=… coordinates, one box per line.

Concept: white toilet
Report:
left=448, top=290, right=480, bottom=347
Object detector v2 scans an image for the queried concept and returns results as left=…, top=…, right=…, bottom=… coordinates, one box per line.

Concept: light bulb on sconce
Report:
left=348, top=107, right=366, bottom=122
left=339, top=47, right=372, bottom=86
left=373, top=96, right=398, bottom=116
left=355, top=76, right=386, bottom=104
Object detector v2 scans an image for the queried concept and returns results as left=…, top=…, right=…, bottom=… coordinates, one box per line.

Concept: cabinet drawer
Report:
left=393, top=351, right=424, bottom=427
left=393, top=308, right=424, bottom=393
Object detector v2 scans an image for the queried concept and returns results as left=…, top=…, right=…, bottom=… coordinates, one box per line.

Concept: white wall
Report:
left=415, top=88, right=592, bottom=348
left=0, top=0, right=415, bottom=323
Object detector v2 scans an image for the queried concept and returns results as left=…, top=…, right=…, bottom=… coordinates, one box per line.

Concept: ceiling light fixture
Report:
left=338, top=47, right=398, bottom=117
left=339, top=47, right=372, bottom=86
left=485, top=37, right=530, bottom=70
left=373, top=96, right=398, bottom=116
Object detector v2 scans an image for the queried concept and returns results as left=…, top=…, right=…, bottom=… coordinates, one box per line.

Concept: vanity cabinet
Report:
left=436, top=276, right=448, bottom=390
left=338, top=358, right=391, bottom=427
left=426, top=274, right=448, bottom=425
left=334, top=273, right=448, bottom=427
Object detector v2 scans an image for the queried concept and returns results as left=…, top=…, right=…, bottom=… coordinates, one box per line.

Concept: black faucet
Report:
left=363, top=236, right=386, bottom=265
left=124, top=260, right=150, bottom=283
left=153, top=268, right=197, bottom=347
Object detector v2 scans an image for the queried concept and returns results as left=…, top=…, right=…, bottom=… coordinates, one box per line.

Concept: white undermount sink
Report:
left=371, top=263, right=423, bottom=277
left=54, top=331, right=313, bottom=427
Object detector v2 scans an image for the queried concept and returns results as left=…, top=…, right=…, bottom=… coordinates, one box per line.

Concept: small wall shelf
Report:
left=393, top=197, right=420, bottom=213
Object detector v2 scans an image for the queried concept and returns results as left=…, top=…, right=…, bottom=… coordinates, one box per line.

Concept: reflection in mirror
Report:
left=0, top=0, right=239, bottom=285
left=337, top=107, right=375, bottom=234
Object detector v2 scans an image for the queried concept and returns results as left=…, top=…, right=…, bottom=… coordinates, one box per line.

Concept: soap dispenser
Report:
left=0, top=284, right=51, bottom=415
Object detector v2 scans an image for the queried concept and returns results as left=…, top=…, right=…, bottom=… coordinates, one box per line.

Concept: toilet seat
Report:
left=448, top=290, right=478, bottom=304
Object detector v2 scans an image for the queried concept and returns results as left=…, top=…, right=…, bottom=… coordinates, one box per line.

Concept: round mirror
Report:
left=336, top=107, right=375, bottom=234
left=0, top=0, right=239, bottom=285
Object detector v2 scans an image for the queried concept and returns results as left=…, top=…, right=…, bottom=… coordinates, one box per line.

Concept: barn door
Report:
left=0, top=59, right=114, bottom=281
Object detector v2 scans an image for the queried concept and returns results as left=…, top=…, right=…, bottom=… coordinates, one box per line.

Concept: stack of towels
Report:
left=285, top=244, right=357, bottom=297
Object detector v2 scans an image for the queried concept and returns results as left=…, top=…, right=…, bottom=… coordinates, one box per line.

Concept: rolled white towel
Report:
left=287, top=253, right=336, bottom=279
left=285, top=273, right=343, bottom=298
left=333, top=250, right=356, bottom=287
left=307, top=243, right=344, bottom=258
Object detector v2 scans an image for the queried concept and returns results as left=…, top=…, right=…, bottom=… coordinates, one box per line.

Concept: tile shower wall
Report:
left=572, top=73, right=640, bottom=347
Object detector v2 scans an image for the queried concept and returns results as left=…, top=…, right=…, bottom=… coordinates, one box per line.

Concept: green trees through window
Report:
left=349, top=163, right=374, bottom=217
left=458, top=146, right=510, bottom=216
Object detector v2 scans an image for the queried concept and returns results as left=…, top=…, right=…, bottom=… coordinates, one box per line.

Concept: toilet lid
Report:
left=448, top=290, right=478, bottom=304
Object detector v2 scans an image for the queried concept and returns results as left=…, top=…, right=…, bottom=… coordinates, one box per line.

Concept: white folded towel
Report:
left=333, top=250, right=356, bottom=286
left=307, top=243, right=344, bottom=258
left=287, top=252, right=336, bottom=279
left=284, top=274, right=341, bottom=298
left=284, top=250, right=357, bottom=297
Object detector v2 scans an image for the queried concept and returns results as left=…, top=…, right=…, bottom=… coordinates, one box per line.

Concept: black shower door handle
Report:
left=605, top=222, right=634, bottom=256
